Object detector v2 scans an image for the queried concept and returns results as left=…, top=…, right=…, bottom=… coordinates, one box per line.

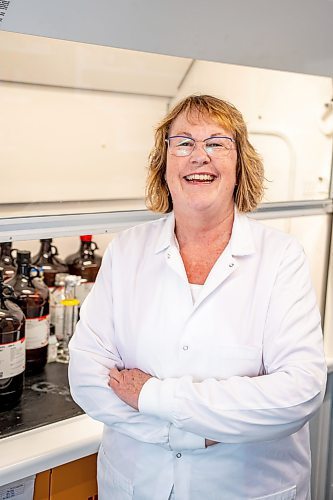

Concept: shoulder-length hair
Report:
left=145, top=94, right=264, bottom=213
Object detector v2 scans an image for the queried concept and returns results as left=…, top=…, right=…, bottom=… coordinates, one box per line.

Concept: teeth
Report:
left=185, top=174, right=215, bottom=181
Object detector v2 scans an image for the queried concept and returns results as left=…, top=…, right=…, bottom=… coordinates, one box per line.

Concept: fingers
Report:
left=109, top=367, right=124, bottom=387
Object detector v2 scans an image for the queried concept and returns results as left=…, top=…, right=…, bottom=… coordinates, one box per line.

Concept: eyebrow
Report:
left=172, top=132, right=229, bottom=138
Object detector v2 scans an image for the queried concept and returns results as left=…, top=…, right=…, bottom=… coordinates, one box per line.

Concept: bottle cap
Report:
left=65, top=275, right=81, bottom=287
left=54, top=272, right=69, bottom=286
left=40, top=238, right=52, bottom=243
left=80, top=235, right=92, bottom=242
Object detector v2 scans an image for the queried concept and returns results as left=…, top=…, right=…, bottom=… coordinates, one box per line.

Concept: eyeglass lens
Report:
left=168, top=136, right=234, bottom=157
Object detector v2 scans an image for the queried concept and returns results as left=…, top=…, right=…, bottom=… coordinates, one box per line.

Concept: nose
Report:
left=190, top=142, right=210, bottom=164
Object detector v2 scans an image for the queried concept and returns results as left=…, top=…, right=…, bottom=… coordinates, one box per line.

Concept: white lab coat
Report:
left=68, top=210, right=327, bottom=500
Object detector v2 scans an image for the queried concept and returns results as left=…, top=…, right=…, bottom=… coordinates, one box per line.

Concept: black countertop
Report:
left=0, top=362, right=83, bottom=439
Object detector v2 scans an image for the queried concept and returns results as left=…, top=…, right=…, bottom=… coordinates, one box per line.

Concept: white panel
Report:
left=1, top=0, right=333, bottom=77
left=0, top=82, right=168, bottom=203
left=174, top=61, right=333, bottom=202
left=324, top=230, right=333, bottom=358
left=0, top=31, right=191, bottom=96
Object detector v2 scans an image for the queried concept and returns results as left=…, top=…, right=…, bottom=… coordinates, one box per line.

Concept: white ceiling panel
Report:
left=1, top=0, right=333, bottom=77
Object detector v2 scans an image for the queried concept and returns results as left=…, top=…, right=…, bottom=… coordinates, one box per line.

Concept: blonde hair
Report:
left=145, top=94, right=264, bottom=213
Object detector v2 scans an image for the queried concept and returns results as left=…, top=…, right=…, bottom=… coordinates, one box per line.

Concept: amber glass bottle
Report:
left=7, top=251, right=50, bottom=374
left=32, top=238, right=68, bottom=287
left=0, top=267, right=25, bottom=410
left=0, top=242, right=17, bottom=282
left=65, top=235, right=102, bottom=305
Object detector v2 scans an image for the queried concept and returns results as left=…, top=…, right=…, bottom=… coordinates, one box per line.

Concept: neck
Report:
left=174, top=205, right=235, bottom=247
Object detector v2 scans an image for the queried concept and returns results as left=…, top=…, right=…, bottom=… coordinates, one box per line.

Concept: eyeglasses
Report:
left=166, top=135, right=236, bottom=158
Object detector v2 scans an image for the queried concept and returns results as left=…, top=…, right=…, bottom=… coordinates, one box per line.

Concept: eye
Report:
left=176, top=138, right=194, bottom=148
left=206, top=138, right=232, bottom=150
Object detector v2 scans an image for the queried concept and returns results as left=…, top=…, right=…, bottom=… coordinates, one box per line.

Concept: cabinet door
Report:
left=34, top=470, right=51, bottom=500
left=50, top=454, right=98, bottom=500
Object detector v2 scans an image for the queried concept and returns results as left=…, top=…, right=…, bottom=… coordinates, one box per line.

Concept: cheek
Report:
left=165, top=158, right=182, bottom=184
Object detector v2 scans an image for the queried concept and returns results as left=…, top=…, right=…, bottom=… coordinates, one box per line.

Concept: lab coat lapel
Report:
left=193, top=245, right=238, bottom=310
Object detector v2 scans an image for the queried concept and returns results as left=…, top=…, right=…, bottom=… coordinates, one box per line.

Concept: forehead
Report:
left=169, top=111, right=232, bottom=136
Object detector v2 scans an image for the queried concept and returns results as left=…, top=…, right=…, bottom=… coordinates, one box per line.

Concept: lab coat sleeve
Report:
left=68, top=242, right=205, bottom=451
left=138, top=239, right=327, bottom=443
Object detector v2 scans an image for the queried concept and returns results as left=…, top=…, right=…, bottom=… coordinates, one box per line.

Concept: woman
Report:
left=69, top=95, right=327, bottom=499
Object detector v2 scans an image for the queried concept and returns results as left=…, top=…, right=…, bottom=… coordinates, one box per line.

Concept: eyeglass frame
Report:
left=165, top=135, right=236, bottom=157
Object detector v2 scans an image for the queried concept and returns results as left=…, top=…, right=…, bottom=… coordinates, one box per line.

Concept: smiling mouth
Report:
left=184, top=173, right=217, bottom=183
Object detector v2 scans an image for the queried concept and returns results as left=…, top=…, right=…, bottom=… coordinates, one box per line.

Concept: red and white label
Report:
left=0, top=337, right=26, bottom=379
left=26, top=315, right=50, bottom=349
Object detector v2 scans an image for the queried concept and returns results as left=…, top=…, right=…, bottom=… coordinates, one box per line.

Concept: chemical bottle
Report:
left=65, top=235, right=102, bottom=305
left=7, top=251, right=50, bottom=374
left=57, top=275, right=80, bottom=363
left=32, top=238, right=68, bottom=287
left=0, top=242, right=17, bottom=282
left=47, top=328, right=58, bottom=363
left=49, top=272, right=68, bottom=343
left=0, top=267, right=25, bottom=410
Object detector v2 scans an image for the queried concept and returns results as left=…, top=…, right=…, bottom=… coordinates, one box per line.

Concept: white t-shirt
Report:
left=189, top=283, right=203, bottom=304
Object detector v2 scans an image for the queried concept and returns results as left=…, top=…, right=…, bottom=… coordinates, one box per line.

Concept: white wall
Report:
left=0, top=82, right=168, bottom=203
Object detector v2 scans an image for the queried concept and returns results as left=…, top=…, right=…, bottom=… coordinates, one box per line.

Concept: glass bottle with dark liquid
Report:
left=7, top=251, right=50, bottom=374
left=0, top=242, right=17, bottom=282
left=32, top=238, right=68, bottom=287
left=65, top=235, right=102, bottom=306
left=0, top=267, right=25, bottom=410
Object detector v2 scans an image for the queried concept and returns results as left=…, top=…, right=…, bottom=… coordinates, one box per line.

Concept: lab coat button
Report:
left=176, top=453, right=182, bottom=458
left=229, top=262, right=234, bottom=267
left=167, top=253, right=171, bottom=259
left=182, top=345, right=189, bottom=351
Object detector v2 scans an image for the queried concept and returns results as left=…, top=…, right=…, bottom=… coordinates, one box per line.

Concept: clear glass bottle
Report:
left=7, top=250, right=50, bottom=374
left=65, top=235, right=102, bottom=306
left=47, top=329, right=58, bottom=363
left=32, top=238, right=68, bottom=287
left=0, top=242, right=17, bottom=282
left=57, top=275, right=80, bottom=364
left=0, top=267, right=26, bottom=410
left=49, top=272, right=68, bottom=343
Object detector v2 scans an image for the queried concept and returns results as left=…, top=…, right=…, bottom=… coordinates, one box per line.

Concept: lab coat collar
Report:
left=154, top=207, right=256, bottom=256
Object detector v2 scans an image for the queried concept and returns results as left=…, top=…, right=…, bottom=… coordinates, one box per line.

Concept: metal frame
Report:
left=0, top=199, right=332, bottom=242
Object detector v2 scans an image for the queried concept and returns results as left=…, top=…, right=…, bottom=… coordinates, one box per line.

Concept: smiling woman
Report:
left=69, top=94, right=326, bottom=500
left=146, top=94, right=265, bottom=214
left=165, top=112, right=238, bottom=222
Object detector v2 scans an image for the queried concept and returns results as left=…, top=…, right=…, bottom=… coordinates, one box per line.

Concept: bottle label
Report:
left=0, top=337, right=26, bottom=379
left=47, top=336, right=58, bottom=363
left=25, top=315, right=50, bottom=349
left=53, top=304, right=65, bottom=340
left=75, top=282, right=93, bottom=305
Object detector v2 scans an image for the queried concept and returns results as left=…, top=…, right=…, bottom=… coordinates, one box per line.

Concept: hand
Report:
left=205, top=439, right=218, bottom=447
left=109, top=367, right=152, bottom=410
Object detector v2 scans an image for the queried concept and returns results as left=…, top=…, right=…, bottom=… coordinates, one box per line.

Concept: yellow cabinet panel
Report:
left=34, top=470, right=51, bottom=500
left=50, top=454, right=98, bottom=500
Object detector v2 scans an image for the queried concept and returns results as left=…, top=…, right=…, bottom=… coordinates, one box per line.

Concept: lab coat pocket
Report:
left=253, top=485, right=296, bottom=500
left=97, top=445, right=134, bottom=499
